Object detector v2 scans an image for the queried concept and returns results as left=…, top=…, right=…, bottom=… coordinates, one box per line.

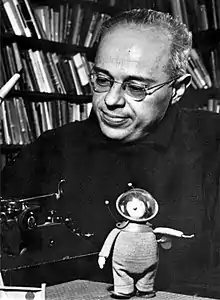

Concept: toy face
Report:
left=116, top=188, right=159, bottom=222
left=126, top=197, right=146, bottom=219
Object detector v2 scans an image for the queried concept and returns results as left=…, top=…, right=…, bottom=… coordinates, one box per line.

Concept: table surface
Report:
left=46, top=280, right=218, bottom=300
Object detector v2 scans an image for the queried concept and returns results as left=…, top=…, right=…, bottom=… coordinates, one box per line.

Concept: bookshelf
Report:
left=0, top=0, right=220, bottom=155
left=1, top=33, right=97, bottom=60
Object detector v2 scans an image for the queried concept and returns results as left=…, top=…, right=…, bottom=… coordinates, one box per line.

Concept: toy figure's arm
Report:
left=153, top=227, right=194, bottom=238
left=153, top=227, right=194, bottom=249
left=98, top=227, right=121, bottom=269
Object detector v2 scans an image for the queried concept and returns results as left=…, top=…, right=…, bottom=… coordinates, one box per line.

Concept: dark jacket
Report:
left=1, top=104, right=220, bottom=293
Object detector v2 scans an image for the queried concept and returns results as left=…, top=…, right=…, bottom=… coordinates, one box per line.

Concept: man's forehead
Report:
left=96, top=25, right=171, bottom=78
left=99, top=24, right=171, bottom=51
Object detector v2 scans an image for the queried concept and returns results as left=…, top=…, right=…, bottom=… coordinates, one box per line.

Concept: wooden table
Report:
left=46, top=280, right=218, bottom=299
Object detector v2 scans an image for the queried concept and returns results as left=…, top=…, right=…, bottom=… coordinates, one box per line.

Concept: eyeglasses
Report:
left=90, top=72, right=178, bottom=102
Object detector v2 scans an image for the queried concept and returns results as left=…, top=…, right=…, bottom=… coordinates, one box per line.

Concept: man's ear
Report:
left=171, top=74, right=192, bottom=104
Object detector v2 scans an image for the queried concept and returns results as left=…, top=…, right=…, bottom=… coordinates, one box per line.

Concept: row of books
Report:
left=169, top=0, right=220, bottom=32
left=1, top=42, right=93, bottom=96
left=101, top=0, right=220, bottom=32
left=34, top=3, right=110, bottom=46
left=201, top=98, right=220, bottom=113
left=0, top=97, right=92, bottom=145
left=187, top=48, right=217, bottom=90
left=1, top=0, right=110, bottom=47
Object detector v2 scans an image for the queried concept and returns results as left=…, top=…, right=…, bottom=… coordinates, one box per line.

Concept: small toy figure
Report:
left=98, top=185, right=194, bottom=299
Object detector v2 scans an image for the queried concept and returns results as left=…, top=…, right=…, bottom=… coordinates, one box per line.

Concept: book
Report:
left=12, top=0, right=32, bottom=36
left=73, top=53, right=91, bottom=95
left=78, top=5, right=95, bottom=46
left=210, top=49, right=220, bottom=88
left=31, top=50, right=55, bottom=93
left=63, top=3, right=73, bottom=43
left=170, top=0, right=184, bottom=23
left=5, top=44, right=21, bottom=90
left=38, top=102, right=53, bottom=132
left=53, top=7, right=59, bottom=42
left=4, top=99, right=22, bottom=144
left=84, top=11, right=100, bottom=47
left=56, top=57, right=76, bottom=94
left=71, top=3, right=84, bottom=45
left=0, top=2, right=14, bottom=34
left=21, top=50, right=40, bottom=91
left=20, top=55, right=34, bottom=91
left=31, top=6, right=48, bottom=39
left=188, top=56, right=208, bottom=89
left=49, top=7, right=55, bottom=41
left=190, top=48, right=212, bottom=87
left=208, top=98, right=219, bottom=113
left=1, top=46, right=13, bottom=81
left=11, top=42, right=23, bottom=73
left=1, top=100, right=12, bottom=144
left=180, top=0, right=189, bottom=27
left=58, top=4, right=64, bottom=42
left=0, top=57, right=7, bottom=89
left=27, top=49, right=45, bottom=92
left=16, top=97, right=34, bottom=143
left=184, top=0, right=199, bottom=32
left=205, top=0, right=218, bottom=30
left=17, top=0, right=42, bottom=38
left=89, top=13, right=110, bottom=47
left=216, top=0, right=220, bottom=28
left=197, top=2, right=209, bottom=31
left=49, top=53, right=66, bottom=94
left=29, top=102, right=41, bottom=137
left=33, top=5, right=50, bottom=39
left=51, top=53, right=67, bottom=94
left=68, top=59, right=83, bottom=95
left=38, top=50, right=56, bottom=93
left=45, top=52, right=63, bottom=94
left=2, top=0, right=27, bottom=36
left=187, top=64, right=201, bottom=89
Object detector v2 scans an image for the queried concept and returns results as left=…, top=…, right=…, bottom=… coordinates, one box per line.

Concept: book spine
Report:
left=209, top=49, right=220, bottom=88
left=170, top=0, right=184, bottom=23
left=197, top=2, right=209, bottom=31
left=12, top=0, right=32, bottom=36
left=1, top=101, right=12, bottom=144
left=58, top=4, right=64, bottom=43
left=18, top=0, right=42, bottom=38
left=190, top=48, right=212, bottom=87
left=73, top=53, right=91, bottom=95
left=0, top=2, right=14, bottom=34
left=71, top=3, right=83, bottom=45
left=2, top=0, right=25, bottom=35
left=22, top=50, right=40, bottom=91
left=83, top=11, right=99, bottom=47
left=68, top=59, right=83, bottom=95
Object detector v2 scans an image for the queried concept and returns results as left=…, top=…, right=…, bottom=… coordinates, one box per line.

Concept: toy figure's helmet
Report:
left=116, top=188, right=159, bottom=222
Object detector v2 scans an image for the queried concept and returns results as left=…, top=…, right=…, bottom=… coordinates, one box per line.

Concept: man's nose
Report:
left=104, top=84, right=126, bottom=107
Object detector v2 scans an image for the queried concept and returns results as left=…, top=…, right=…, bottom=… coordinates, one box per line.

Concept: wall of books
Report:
left=0, top=0, right=220, bottom=151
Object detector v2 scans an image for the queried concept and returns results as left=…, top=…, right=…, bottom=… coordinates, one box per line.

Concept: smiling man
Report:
left=1, top=8, right=220, bottom=297
left=92, top=25, right=175, bottom=142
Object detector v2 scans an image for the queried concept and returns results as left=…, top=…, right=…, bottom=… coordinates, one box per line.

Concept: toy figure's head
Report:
left=116, top=188, right=159, bottom=222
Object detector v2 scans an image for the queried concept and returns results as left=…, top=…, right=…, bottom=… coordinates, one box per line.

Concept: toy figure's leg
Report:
left=136, top=263, right=158, bottom=294
left=112, top=260, right=134, bottom=296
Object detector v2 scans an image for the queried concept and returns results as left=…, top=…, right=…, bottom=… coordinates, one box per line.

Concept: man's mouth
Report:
left=101, top=111, right=128, bottom=127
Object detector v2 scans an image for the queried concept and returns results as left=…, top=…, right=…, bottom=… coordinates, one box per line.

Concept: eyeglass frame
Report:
left=90, top=70, right=179, bottom=102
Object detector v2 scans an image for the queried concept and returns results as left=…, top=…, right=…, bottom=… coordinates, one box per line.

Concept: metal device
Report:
left=0, top=180, right=98, bottom=287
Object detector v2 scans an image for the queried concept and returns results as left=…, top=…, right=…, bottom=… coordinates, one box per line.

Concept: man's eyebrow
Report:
left=125, top=75, right=156, bottom=84
left=93, top=66, right=112, bottom=77
left=93, top=66, right=156, bottom=84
